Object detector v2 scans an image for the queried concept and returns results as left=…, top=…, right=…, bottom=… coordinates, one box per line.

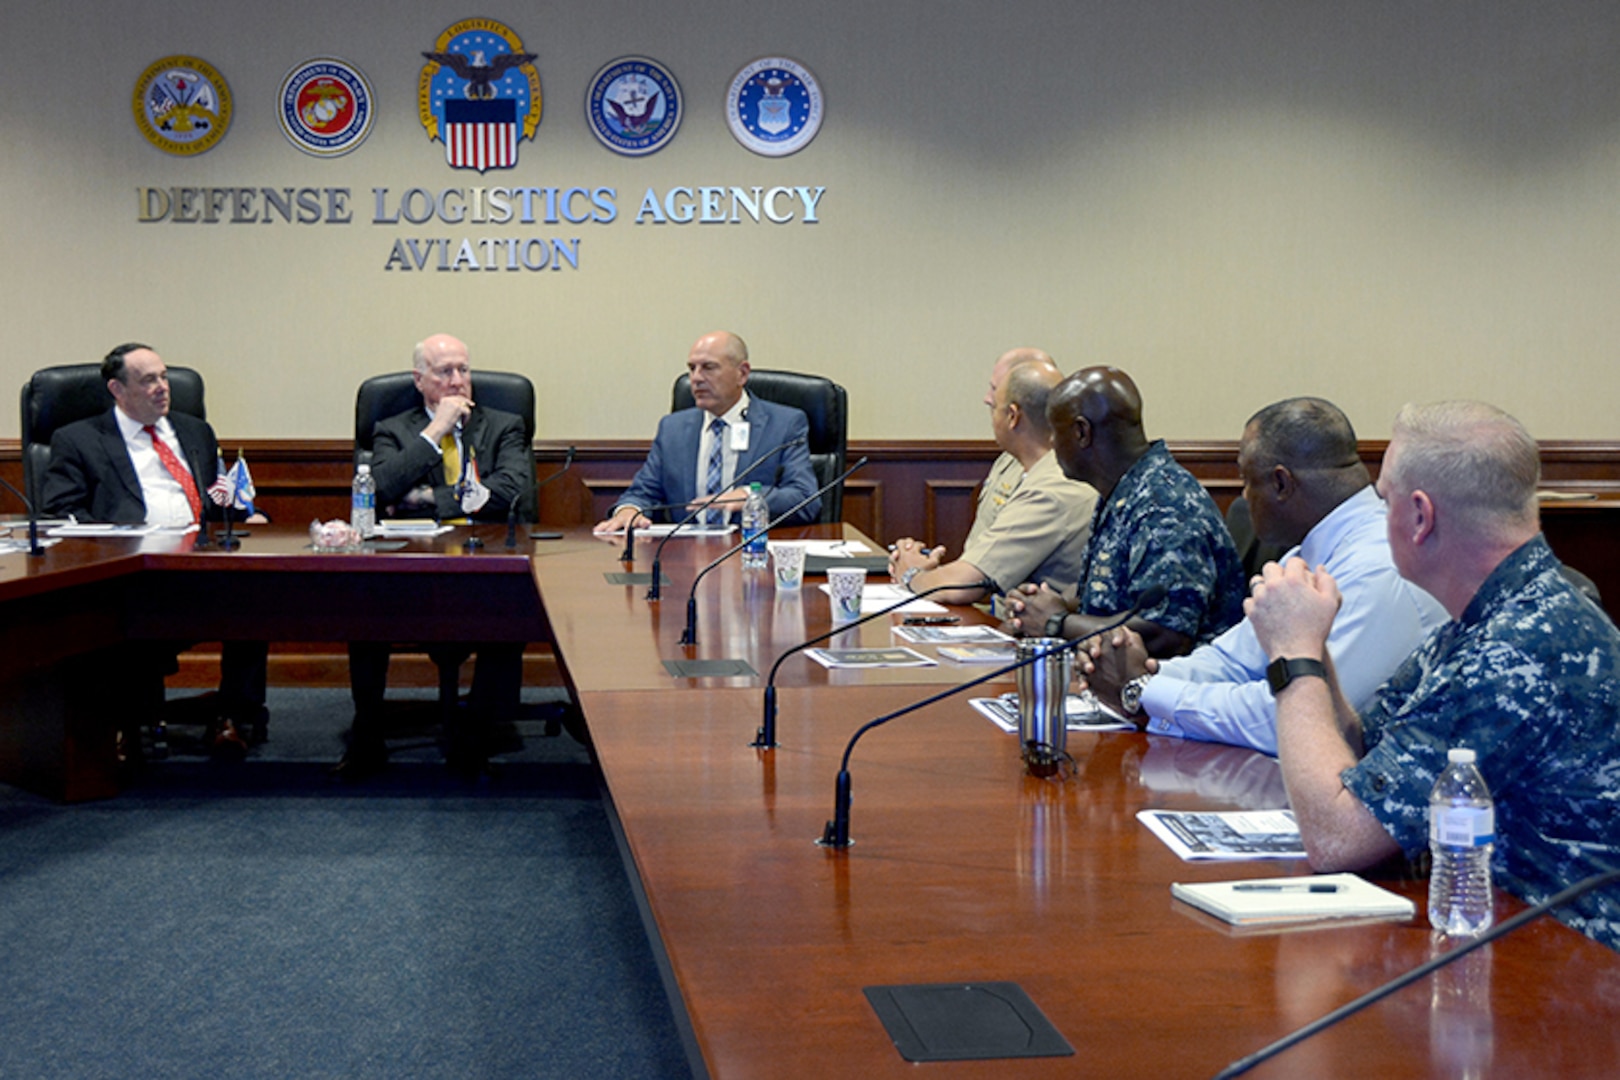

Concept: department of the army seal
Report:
left=132, top=55, right=233, bottom=156
left=585, top=56, right=682, bottom=156
left=278, top=58, right=374, bottom=157
left=725, top=57, right=822, bottom=158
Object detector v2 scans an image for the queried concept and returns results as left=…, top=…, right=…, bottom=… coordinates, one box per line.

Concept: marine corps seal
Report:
left=279, top=58, right=374, bottom=158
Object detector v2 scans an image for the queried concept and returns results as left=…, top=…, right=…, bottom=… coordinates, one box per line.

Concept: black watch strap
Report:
left=1266, top=656, right=1328, bottom=695
left=1043, top=611, right=1068, bottom=637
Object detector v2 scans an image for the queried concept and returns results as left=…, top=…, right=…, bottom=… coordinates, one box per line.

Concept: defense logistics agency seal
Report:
left=419, top=18, right=542, bottom=173
left=132, top=55, right=232, bottom=156
left=725, top=57, right=822, bottom=158
left=585, top=56, right=682, bottom=157
left=278, top=58, right=374, bottom=157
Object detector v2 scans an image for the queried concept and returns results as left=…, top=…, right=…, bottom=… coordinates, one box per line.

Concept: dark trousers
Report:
left=346, top=642, right=523, bottom=754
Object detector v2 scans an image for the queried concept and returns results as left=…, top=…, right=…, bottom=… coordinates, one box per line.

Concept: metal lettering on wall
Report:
left=132, top=183, right=826, bottom=272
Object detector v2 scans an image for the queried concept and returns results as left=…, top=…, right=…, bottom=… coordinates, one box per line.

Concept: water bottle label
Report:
left=1431, top=805, right=1495, bottom=847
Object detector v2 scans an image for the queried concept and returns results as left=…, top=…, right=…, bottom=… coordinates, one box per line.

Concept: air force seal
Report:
left=132, top=55, right=232, bottom=156
left=725, top=57, right=822, bottom=158
left=585, top=56, right=682, bottom=157
left=278, top=58, right=374, bottom=157
left=418, top=18, right=542, bottom=172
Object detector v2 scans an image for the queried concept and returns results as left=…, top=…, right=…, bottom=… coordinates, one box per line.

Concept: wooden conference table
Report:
left=4, top=523, right=1619, bottom=1077
left=538, top=526, right=1620, bottom=1079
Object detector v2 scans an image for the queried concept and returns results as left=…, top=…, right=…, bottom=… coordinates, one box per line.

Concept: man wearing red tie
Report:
left=41, top=342, right=269, bottom=757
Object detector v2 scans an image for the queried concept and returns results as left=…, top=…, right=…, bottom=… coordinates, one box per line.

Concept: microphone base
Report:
left=749, top=730, right=777, bottom=750
left=211, top=533, right=242, bottom=551
left=463, top=535, right=484, bottom=551
left=815, top=827, right=852, bottom=849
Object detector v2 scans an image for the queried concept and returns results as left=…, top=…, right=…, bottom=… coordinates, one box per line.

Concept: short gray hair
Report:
left=1385, top=401, right=1539, bottom=535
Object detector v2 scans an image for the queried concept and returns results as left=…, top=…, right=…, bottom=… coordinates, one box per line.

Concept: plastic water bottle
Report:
left=351, top=463, right=376, bottom=539
left=741, top=483, right=769, bottom=569
left=1428, top=747, right=1495, bottom=936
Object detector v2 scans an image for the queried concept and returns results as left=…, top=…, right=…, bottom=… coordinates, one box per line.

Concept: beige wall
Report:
left=5, top=2, right=1618, bottom=442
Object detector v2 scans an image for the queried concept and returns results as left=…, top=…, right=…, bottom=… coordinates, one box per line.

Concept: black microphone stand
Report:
left=0, top=476, right=45, bottom=558
left=1214, top=866, right=1620, bottom=1078
left=520, top=444, right=576, bottom=548
left=755, top=576, right=998, bottom=748
left=680, top=458, right=867, bottom=646
left=818, top=585, right=1165, bottom=848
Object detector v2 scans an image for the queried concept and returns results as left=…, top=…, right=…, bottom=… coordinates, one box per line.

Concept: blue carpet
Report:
left=0, top=689, right=691, bottom=1080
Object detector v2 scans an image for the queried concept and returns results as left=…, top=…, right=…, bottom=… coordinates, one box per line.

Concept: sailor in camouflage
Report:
left=1248, top=401, right=1620, bottom=950
left=1004, top=366, right=1244, bottom=658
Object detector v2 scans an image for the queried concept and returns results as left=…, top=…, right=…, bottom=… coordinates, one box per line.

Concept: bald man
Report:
left=888, top=348, right=1096, bottom=604
left=1004, top=365, right=1245, bottom=657
left=594, top=330, right=820, bottom=532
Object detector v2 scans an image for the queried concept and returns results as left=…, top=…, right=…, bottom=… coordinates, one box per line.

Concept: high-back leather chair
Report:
left=351, top=371, right=540, bottom=732
left=671, top=368, right=848, bottom=523
left=354, top=371, right=539, bottom=523
left=21, top=363, right=207, bottom=511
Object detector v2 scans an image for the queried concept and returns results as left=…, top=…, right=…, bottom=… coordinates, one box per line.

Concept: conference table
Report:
left=4, top=523, right=1619, bottom=1077
left=535, top=527, right=1620, bottom=1079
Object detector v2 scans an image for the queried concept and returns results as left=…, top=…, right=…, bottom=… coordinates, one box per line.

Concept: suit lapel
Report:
left=98, top=413, right=146, bottom=508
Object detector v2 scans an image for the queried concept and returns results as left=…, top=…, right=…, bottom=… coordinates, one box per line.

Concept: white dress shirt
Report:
left=113, top=406, right=197, bottom=527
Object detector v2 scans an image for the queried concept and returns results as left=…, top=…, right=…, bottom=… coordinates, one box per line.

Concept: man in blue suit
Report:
left=593, top=330, right=820, bottom=532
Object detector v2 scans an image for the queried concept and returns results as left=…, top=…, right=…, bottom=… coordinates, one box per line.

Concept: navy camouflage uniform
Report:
left=1343, top=535, right=1620, bottom=950
left=1076, top=440, right=1245, bottom=645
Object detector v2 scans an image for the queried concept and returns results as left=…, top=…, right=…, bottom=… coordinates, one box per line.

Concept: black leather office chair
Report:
left=21, top=362, right=207, bottom=512
left=671, top=368, right=848, bottom=523
left=1224, top=495, right=1288, bottom=581
left=354, top=370, right=539, bottom=522
left=350, top=371, right=540, bottom=741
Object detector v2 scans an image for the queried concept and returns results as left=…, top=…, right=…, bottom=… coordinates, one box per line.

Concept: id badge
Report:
left=730, top=421, right=750, bottom=450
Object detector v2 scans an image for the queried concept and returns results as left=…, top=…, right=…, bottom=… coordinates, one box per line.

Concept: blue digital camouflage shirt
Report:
left=1076, top=440, right=1245, bottom=645
left=1343, top=535, right=1620, bottom=950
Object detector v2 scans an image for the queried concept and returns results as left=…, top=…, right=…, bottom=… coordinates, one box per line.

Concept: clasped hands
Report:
left=887, top=537, right=943, bottom=582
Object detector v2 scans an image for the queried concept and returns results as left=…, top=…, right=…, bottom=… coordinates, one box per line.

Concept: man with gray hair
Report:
left=1247, top=401, right=1620, bottom=949
left=888, top=348, right=1096, bottom=604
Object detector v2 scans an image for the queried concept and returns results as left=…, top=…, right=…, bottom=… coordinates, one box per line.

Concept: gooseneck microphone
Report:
left=513, top=444, right=576, bottom=548
left=644, top=434, right=807, bottom=600
left=1214, top=866, right=1620, bottom=1078
left=679, top=457, right=868, bottom=646
left=818, top=584, right=1167, bottom=848
left=755, top=575, right=999, bottom=749
left=0, top=475, right=45, bottom=557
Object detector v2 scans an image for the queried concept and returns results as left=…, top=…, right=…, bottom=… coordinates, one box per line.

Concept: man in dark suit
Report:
left=41, top=342, right=269, bottom=756
left=592, top=330, right=820, bottom=533
left=342, top=332, right=532, bottom=780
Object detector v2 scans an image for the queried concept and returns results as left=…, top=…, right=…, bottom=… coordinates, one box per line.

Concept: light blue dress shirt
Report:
left=1139, top=485, right=1449, bottom=756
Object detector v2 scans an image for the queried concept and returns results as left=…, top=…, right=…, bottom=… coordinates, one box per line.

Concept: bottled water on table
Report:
left=351, top=463, right=376, bottom=539
left=741, top=482, right=769, bottom=569
left=1429, top=746, right=1495, bottom=936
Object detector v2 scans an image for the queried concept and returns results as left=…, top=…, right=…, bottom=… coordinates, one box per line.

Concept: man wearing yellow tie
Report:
left=342, top=332, right=531, bottom=780
left=367, top=333, right=529, bottom=522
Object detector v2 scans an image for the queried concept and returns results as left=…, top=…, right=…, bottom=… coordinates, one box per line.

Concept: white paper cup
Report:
left=827, top=566, right=866, bottom=621
left=770, top=541, right=808, bottom=590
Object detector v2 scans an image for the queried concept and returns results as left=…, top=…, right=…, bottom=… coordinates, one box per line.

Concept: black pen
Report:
left=1232, top=882, right=1344, bottom=893
left=903, top=615, right=960, bottom=625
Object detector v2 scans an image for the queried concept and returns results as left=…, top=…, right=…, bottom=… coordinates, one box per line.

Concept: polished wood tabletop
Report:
left=582, top=683, right=1620, bottom=1079
left=541, top=528, right=1620, bottom=1078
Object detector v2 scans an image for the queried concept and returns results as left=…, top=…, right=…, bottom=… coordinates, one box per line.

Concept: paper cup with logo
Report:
left=826, top=566, right=866, bottom=621
left=770, top=541, right=808, bottom=590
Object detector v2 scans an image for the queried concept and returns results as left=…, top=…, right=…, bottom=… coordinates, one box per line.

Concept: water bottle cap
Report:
left=1447, top=747, right=1476, bottom=764
left=750, top=481, right=762, bottom=490
left=357, top=464, right=370, bottom=474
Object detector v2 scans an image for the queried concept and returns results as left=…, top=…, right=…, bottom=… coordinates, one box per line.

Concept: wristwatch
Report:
left=1120, top=674, right=1151, bottom=716
left=899, top=565, right=923, bottom=593
left=1265, top=657, right=1328, bottom=695
left=1043, top=611, right=1068, bottom=637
